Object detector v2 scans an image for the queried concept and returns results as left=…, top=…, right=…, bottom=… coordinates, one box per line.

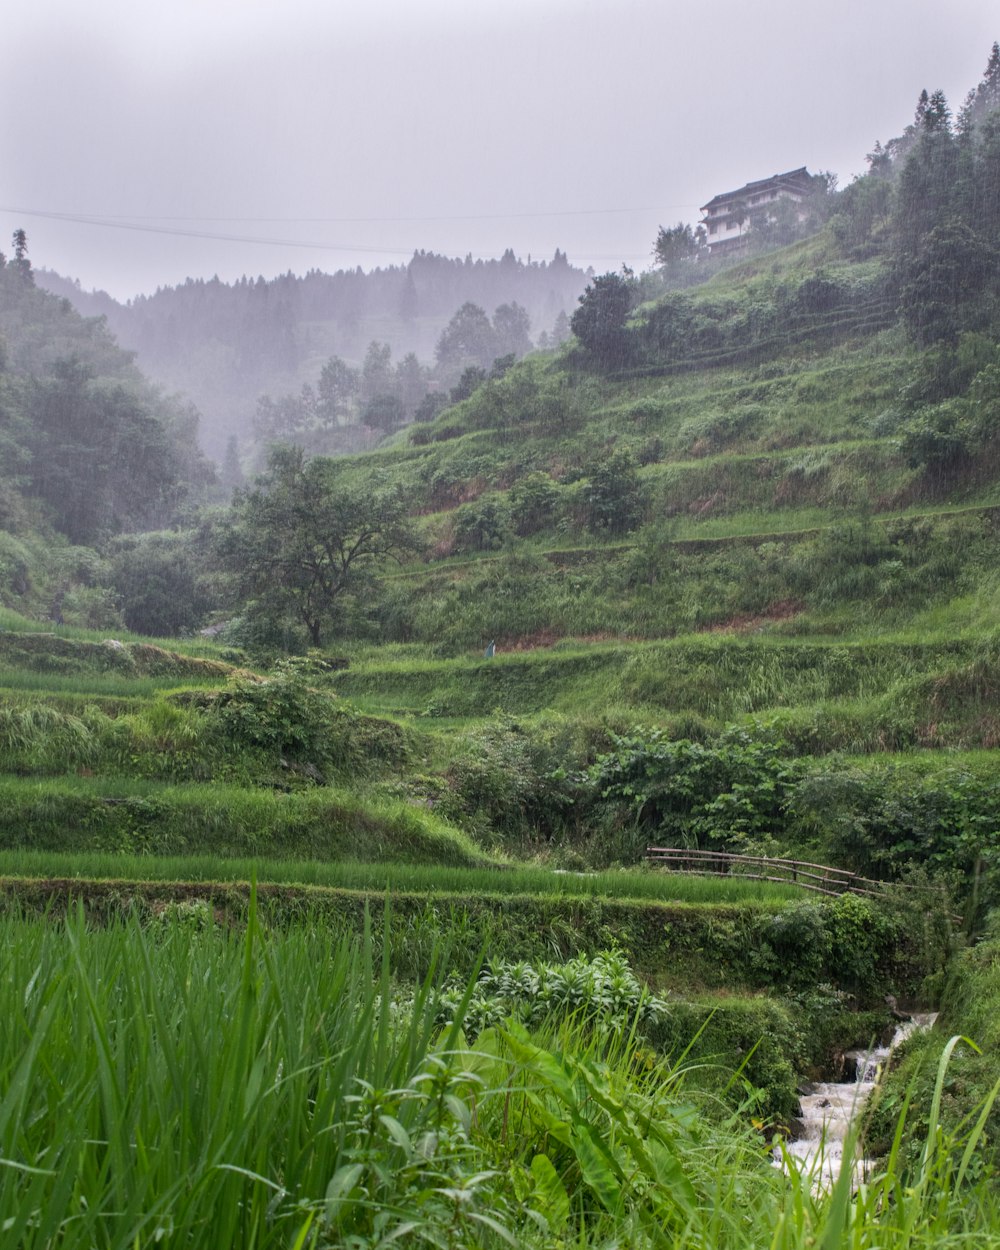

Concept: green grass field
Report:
left=0, top=904, right=992, bottom=1250
left=0, top=848, right=803, bottom=905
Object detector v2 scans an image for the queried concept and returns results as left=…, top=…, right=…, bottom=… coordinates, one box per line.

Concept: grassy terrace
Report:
left=0, top=776, right=491, bottom=867
left=391, top=497, right=1000, bottom=575
left=0, top=669, right=223, bottom=697
left=327, top=633, right=1000, bottom=740
left=9, top=124, right=1000, bottom=1243
left=0, top=849, right=802, bottom=906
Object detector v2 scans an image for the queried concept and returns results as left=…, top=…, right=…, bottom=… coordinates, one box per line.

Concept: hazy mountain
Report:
left=38, top=249, right=590, bottom=457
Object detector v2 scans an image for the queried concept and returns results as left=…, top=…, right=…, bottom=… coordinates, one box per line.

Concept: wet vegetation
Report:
left=2, top=42, right=1000, bottom=1248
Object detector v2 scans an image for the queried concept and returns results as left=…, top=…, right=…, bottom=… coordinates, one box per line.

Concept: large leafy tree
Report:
left=359, top=341, right=394, bottom=407
left=316, top=355, right=359, bottom=426
left=491, top=302, right=533, bottom=358
left=217, top=446, right=418, bottom=646
left=900, top=218, right=997, bottom=344
left=26, top=358, right=186, bottom=544
left=434, top=303, right=497, bottom=372
left=570, top=271, right=637, bottom=366
left=653, top=222, right=707, bottom=287
left=109, top=531, right=216, bottom=636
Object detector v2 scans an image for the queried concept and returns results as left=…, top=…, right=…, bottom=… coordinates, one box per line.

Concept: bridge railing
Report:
left=645, top=846, right=902, bottom=899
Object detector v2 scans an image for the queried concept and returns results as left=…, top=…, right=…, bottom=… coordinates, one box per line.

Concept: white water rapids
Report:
left=779, top=1012, right=938, bottom=1184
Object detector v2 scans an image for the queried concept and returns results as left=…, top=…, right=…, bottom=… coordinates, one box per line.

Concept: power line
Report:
left=0, top=204, right=666, bottom=266
left=0, top=207, right=417, bottom=255
left=1, top=202, right=700, bottom=227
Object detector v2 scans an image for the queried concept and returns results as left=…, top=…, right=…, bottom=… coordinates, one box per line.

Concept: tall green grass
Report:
left=0, top=902, right=470, bottom=1248
left=0, top=668, right=221, bottom=695
left=0, top=605, right=228, bottom=656
left=330, top=634, right=981, bottom=729
left=0, top=906, right=994, bottom=1248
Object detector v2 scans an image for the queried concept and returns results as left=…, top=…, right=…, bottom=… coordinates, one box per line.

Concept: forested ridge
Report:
left=4, top=45, right=1000, bottom=659
left=38, top=247, right=589, bottom=457
left=0, top=243, right=215, bottom=629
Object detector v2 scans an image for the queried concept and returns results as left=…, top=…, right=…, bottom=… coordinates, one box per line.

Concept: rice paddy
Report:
left=0, top=848, right=804, bottom=905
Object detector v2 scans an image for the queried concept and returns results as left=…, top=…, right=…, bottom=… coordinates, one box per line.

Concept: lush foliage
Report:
left=0, top=906, right=990, bottom=1250
left=591, top=726, right=802, bottom=853
left=6, top=59, right=1000, bottom=1250
left=216, top=446, right=419, bottom=645
left=867, top=923, right=1000, bottom=1171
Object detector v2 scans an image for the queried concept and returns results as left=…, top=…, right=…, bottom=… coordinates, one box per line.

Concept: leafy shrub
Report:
left=451, top=495, right=510, bottom=553
left=790, top=758, right=1000, bottom=902
left=109, top=531, right=215, bottom=636
left=209, top=661, right=408, bottom=777
left=582, top=450, right=645, bottom=536
left=435, top=948, right=667, bottom=1040
left=440, top=716, right=586, bottom=847
left=590, top=726, right=802, bottom=853
left=507, top=472, right=561, bottom=536
left=645, top=997, right=803, bottom=1120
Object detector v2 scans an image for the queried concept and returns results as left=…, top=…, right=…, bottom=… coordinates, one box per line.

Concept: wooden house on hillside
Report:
left=700, top=167, right=815, bottom=255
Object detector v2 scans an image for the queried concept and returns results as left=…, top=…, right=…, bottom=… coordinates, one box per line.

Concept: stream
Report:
left=780, top=1012, right=938, bottom=1184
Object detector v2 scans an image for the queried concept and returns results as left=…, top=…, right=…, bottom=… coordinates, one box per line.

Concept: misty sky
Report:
left=2, top=0, right=996, bottom=301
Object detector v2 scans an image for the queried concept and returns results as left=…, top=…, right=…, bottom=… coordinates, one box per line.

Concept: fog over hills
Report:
left=37, top=249, right=590, bottom=457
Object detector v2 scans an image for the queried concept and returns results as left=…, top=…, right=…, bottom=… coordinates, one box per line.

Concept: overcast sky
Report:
left=2, top=0, right=996, bottom=301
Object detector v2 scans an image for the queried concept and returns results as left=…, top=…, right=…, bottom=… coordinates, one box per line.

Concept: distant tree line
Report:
left=240, top=296, right=571, bottom=472
left=38, top=249, right=589, bottom=458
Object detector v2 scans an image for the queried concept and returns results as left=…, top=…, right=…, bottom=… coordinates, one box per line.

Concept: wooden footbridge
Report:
left=645, top=846, right=910, bottom=900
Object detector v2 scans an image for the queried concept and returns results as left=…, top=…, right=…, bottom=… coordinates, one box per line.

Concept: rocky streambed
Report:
left=780, top=1012, right=938, bottom=1183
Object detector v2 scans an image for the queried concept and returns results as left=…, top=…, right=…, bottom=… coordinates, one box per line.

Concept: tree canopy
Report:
left=570, top=272, right=637, bottom=366
left=216, top=446, right=419, bottom=646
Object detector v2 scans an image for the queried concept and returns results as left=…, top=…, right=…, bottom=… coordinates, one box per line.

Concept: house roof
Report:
left=701, top=167, right=813, bottom=213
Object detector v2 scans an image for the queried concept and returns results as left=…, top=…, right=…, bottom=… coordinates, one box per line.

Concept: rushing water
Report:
left=779, top=1012, right=938, bottom=1184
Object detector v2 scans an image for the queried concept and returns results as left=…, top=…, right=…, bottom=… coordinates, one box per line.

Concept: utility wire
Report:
left=0, top=202, right=688, bottom=263
left=1, top=203, right=700, bottom=225
left=0, top=207, right=417, bottom=255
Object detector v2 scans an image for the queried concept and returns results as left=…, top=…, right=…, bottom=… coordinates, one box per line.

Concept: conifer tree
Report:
left=11, top=229, right=33, bottom=285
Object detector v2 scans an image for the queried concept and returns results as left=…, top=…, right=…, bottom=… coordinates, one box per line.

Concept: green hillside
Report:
left=2, top=47, right=1000, bottom=1248
left=3, top=47, right=999, bottom=926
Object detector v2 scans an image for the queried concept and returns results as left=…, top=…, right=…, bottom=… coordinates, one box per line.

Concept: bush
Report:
left=435, top=948, right=667, bottom=1040
left=109, top=531, right=215, bottom=636
left=507, top=472, right=561, bottom=536
left=451, top=496, right=510, bottom=553
left=209, top=661, right=408, bottom=778
left=440, top=716, right=586, bottom=847
left=583, top=451, right=645, bottom=536
left=590, top=726, right=802, bottom=854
